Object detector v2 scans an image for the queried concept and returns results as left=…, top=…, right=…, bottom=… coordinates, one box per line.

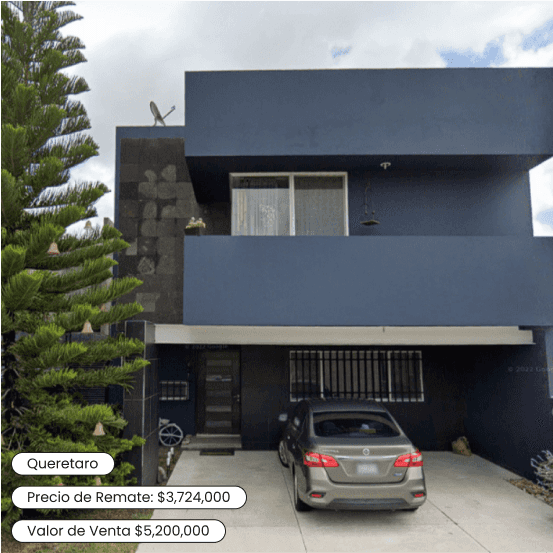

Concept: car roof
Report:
left=301, top=398, right=390, bottom=414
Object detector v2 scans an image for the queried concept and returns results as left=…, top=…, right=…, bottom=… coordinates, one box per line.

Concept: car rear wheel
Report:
left=293, top=468, right=310, bottom=511
left=278, top=440, right=289, bottom=467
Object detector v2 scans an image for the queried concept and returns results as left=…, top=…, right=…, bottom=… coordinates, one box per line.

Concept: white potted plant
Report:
left=185, top=217, right=206, bottom=236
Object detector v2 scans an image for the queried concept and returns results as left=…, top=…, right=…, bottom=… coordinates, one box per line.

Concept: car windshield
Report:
left=313, top=411, right=401, bottom=438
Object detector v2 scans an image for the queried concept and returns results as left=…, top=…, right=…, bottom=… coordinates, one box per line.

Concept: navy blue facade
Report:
left=183, top=68, right=552, bottom=202
left=185, top=69, right=553, bottom=156
left=463, top=328, right=553, bottom=479
left=114, top=69, right=553, bottom=483
left=183, top=236, right=553, bottom=327
left=157, top=345, right=197, bottom=437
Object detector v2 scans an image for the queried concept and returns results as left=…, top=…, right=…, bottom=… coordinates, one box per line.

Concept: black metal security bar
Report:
left=160, top=380, right=189, bottom=401
left=289, top=350, right=424, bottom=402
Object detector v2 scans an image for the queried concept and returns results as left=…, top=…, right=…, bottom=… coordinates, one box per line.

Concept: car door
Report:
left=285, top=403, right=307, bottom=469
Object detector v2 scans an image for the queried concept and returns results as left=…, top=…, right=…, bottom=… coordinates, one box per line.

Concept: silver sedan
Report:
left=278, top=399, right=427, bottom=511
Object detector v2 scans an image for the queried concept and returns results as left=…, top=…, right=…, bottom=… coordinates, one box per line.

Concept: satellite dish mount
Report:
left=150, top=101, right=176, bottom=126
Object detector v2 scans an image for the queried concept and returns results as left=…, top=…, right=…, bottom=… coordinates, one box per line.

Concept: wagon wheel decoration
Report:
left=159, top=423, right=184, bottom=447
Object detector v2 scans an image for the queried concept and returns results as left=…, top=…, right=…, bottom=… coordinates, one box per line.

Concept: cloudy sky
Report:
left=63, top=1, right=553, bottom=235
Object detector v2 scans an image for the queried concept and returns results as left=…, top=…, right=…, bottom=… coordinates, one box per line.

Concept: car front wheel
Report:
left=293, top=468, right=310, bottom=512
left=278, top=440, right=289, bottom=467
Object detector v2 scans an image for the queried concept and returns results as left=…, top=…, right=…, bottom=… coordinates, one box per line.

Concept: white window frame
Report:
left=229, top=172, right=349, bottom=236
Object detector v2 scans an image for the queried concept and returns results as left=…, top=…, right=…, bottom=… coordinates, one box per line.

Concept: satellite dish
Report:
left=150, top=102, right=176, bottom=126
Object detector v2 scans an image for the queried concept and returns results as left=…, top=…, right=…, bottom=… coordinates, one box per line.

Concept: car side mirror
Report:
left=278, top=413, right=288, bottom=422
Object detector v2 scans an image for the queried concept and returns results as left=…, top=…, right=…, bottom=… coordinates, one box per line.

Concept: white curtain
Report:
left=232, top=187, right=290, bottom=236
left=294, top=177, right=344, bottom=236
left=231, top=175, right=345, bottom=236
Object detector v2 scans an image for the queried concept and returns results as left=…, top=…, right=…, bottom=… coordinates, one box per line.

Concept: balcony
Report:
left=183, top=236, right=553, bottom=327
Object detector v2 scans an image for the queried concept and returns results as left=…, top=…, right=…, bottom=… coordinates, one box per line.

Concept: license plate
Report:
left=357, top=463, right=379, bottom=475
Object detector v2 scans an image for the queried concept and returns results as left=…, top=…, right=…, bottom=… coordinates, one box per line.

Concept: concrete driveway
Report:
left=137, top=451, right=553, bottom=553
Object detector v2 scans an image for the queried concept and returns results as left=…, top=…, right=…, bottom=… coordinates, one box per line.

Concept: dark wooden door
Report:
left=197, top=351, right=240, bottom=434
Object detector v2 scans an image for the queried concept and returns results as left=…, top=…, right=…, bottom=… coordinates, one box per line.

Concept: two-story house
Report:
left=114, top=68, right=553, bottom=484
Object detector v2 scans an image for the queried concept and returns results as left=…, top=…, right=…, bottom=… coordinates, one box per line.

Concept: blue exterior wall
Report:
left=240, top=345, right=468, bottom=452
left=157, top=345, right=196, bottom=437
left=184, top=69, right=553, bottom=157
left=239, top=338, right=553, bottom=481
left=347, top=169, right=534, bottom=236
left=463, top=328, right=553, bottom=480
left=183, top=236, right=553, bottom=327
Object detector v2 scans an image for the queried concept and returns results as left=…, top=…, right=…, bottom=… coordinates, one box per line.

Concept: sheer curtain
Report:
left=294, top=177, right=345, bottom=236
left=231, top=177, right=290, bottom=236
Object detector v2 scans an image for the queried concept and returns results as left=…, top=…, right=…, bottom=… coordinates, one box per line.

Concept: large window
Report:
left=289, top=350, right=424, bottom=403
left=230, top=173, right=348, bottom=236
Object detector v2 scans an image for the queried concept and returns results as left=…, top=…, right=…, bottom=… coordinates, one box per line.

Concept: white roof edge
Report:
left=154, top=326, right=534, bottom=346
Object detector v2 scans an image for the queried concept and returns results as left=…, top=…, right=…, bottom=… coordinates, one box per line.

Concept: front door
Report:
left=197, top=351, right=240, bottom=434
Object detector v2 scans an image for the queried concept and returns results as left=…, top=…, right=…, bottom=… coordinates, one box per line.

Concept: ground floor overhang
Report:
left=154, top=325, right=534, bottom=346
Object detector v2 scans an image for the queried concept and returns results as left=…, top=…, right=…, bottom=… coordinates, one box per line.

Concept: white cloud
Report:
left=492, top=31, right=553, bottom=66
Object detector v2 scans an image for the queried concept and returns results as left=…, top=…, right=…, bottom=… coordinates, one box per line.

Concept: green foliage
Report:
left=2, top=1, right=148, bottom=531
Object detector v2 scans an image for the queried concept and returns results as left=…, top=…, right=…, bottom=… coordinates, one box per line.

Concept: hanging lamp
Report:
left=361, top=162, right=392, bottom=226
left=361, top=180, right=380, bottom=226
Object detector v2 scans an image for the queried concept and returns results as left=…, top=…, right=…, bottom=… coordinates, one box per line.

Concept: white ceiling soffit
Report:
left=154, top=326, right=534, bottom=346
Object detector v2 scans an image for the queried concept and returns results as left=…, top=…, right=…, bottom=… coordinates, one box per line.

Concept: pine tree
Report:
left=2, top=1, right=148, bottom=527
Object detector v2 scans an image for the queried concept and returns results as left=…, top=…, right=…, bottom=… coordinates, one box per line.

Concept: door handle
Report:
left=233, top=394, right=240, bottom=403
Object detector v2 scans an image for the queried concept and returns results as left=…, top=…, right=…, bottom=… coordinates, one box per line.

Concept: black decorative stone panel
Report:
left=120, top=200, right=139, bottom=219
left=119, top=164, right=141, bottom=184
left=117, top=137, right=200, bottom=324
left=120, top=139, right=143, bottom=164
left=119, top=182, right=139, bottom=200
left=137, top=237, right=157, bottom=256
